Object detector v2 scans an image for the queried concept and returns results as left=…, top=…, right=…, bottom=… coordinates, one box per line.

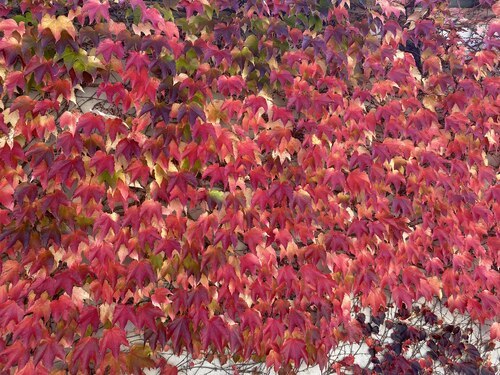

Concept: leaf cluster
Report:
left=0, top=0, right=498, bottom=373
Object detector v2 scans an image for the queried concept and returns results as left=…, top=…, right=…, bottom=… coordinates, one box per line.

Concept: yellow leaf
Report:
left=40, top=14, right=76, bottom=42
left=132, top=22, right=153, bottom=36
left=423, top=95, right=438, bottom=111
left=126, top=345, right=155, bottom=373
left=99, top=303, right=113, bottom=324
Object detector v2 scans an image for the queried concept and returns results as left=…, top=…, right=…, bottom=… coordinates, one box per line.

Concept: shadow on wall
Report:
left=449, top=0, right=479, bottom=7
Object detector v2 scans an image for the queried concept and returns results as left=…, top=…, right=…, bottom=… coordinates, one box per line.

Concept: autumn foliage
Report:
left=0, top=0, right=499, bottom=374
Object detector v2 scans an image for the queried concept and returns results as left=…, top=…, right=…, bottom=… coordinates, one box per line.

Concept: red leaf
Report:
left=244, top=95, right=268, bottom=115
left=78, top=306, right=101, bottom=335
left=126, top=159, right=150, bottom=185
left=0, top=260, right=22, bottom=285
left=159, top=358, right=179, bottom=375
left=266, top=349, right=282, bottom=373
left=112, top=304, right=137, bottom=329
left=89, top=150, right=115, bottom=175
left=263, top=318, right=285, bottom=341
left=378, top=0, right=404, bottom=18
left=71, top=337, right=99, bottom=373
left=392, top=195, right=413, bottom=216
left=100, top=327, right=129, bottom=358
left=0, top=179, right=14, bottom=210
left=392, top=285, right=413, bottom=309
left=287, top=308, right=306, bottom=333
left=277, top=265, right=299, bottom=298
left=346, top=168, right=371, bottom=195
left=0, top=341, right=30, bottom=368
left=56, top=131, right=83, bottom=156
left=127, top=260, right=156, bottom=286
left=50, top=295, right=75, bottom=321
left=81, top=0, right=110, bottom=23
left=0, top=300, right=23, bottom=327
left=33, top=337, right=65, bottom=369
left=361, top=287, right=387, bottom=312
left=96, top=39, right=124, bottom=62
left=270, top=69, right=294, bottom=86
left=105, top=118, right=129, bottom=141
left=76, top=113, right=106, bottom=136
left=414, top=19, right=435, bottom=37
left=10, top=95, right=35, bottom=118
left=402, top=266, right=424, bottom=289
left=93, top=213, right=120, bottom=240
left=74, top=183, right=105, bottom=206
left=478, top=291, right=498, bottom=316
left=115, top=137, right=141, bottom=161
left=342, top=319, right=363, bottom=343
left=4, top=71, right=25, bottom=96
left=167, top=317, right=192, bottom=355
left=42, top=79, right=72, bottom=101
left=217, top=75, right=246, bottom=96
left=136, top=303, right=164, bottom=331
left=201, top=316, right=229, bottom=352
left=243, top=227, right=265, bottom=253
left=239, top=253, right=261, bottom=275
left=281, top=338, right=307, bottom=368
left=47, top=156, right=85, bottom=186
left=240, top=309, right=262, bottom=332
left=491, top=322, right=500, bottom=341
left=140, top=200, right=163, bottom=223
left=17, top=360, right=48, bottom=375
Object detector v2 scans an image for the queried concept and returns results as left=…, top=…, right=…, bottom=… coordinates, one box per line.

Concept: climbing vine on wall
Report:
left=0, top=0, right=498, bottom=374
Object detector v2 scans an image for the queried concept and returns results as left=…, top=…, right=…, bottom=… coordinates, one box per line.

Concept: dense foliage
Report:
left=0, top=0, right=498, bottom=373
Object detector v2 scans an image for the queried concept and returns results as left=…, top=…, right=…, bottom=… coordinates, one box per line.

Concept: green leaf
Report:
left=60, top=47, right=78, bottom=67
left=76, top=215, right=94, bottom=228
left=192, top=159, right=202, bottom=173
left=191, top=15, right=212, bottom=31
left=283, top=15, right=297, bottom=28
left=208, top=189, right=225, bottom=203
left=176, top=56, right=197, bottom=74
left=13, top=12, right=36, bottom=26
left=182, top=254, right=200, bottom=275
left=154, top=4, right=174, bottom=21
left=98, top=170, right=118, bottom=188
left=186, top=48, right=198, bottom=61
left=204, top=4, right=214, bottom=20
left=245, top=35, right=259, bottom=54
left=180, top=158, right=190, bottom=171
left=312, top=15, right=323, bottom=32
left=73, top=59, right=87, bottom=73
left=191, top=92, right=205, bottom=106
left=297, top=14, right=309, bottom=29
left=182, top=123, right=192, bottom=141
left=133, top=7, right=142, bottom=25
left=241, top=47, right=253, bottom=60
left=150, top=254, right=164, bottom=271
